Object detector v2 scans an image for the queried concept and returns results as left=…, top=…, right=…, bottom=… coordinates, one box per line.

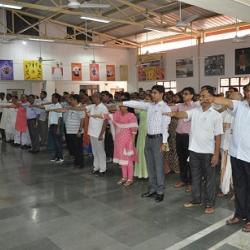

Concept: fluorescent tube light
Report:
left=88, top=42, right=105, bottom=47
left=144, top=27, right=167, bottom=33
left=80, top=16, right=110, bottom=23
left=0, top=3, right=22, bottom=9
left=29, top=38, right=55, bottom=42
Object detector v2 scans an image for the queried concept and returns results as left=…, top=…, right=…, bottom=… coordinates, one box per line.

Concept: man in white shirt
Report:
left=122, top=85, right=171, bottom=202
left=205, top=83, right=250, bottom=232
left=45, top=93, right=63, bottom=163
left=0, top=92, right=6, bottom=141
left=37, top=91, right=49, bottom=147
left=87, top=92, right=108, bottom=176
left=168, top=87, right=223, bottom=213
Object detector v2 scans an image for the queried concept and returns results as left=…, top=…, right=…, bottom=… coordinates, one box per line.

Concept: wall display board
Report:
left=235, top=48, right=250, bottom=75
left=52, top=62, right=63, bottom=80
left=176, top=57, right=193, bottom=78
left=71, top=63, right=82, bottom=81
left=23, top=60, right=43, bottom=80
left=205, top=54, right=225, bottom=76
left=106, top=65, right=115, bottom=81
left=137, top=54, right=165, bottom=81
left=0, top=60, right=14, bottom=80
left=90, top=63, right=100, bottom=81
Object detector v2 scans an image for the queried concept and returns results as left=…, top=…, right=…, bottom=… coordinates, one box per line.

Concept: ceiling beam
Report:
left=13, top=9, right=139, bottom=47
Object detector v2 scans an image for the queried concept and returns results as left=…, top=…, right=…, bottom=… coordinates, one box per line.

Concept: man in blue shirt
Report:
left=26, top=95, right=41, bottom=153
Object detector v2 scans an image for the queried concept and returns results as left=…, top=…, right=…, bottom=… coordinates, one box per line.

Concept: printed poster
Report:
left=52, top=62, right=63, bottom=80
left=0, top=60, right=14, bottom=80
left=106, top=65, right=115, bottom=81
left=71, top=63, right=82, bottom=81
left=176, top=58, right=193, bottom=78
left=137, top=61, right=165, bottom=81
left=235, top=48, right=250, bottom=75
left=23, top=60, right=43, bottom=80
left=120, top=65, right=128, bottom=81
left=90, top=63, right=100, bottom=81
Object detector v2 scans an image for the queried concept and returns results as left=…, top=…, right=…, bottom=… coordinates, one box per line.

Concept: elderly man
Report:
left=205, top=83, right=250, bottom=233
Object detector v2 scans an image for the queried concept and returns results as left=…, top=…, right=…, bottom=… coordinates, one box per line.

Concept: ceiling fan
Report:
left=176, top=1, right=199, bottom=28
left=37, top=43, right=55, bottom=63
left=62, top=0, right=110, bottom=9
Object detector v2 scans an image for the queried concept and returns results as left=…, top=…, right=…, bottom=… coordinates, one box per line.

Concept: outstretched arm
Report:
left=163, top=111, right=188, bottom=119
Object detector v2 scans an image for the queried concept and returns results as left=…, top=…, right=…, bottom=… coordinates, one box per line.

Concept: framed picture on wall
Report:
left=235, top=48, right=250, bottom=75
left=0, top=60, right=14, bottom=80
left=205, top=54, right=225, bottom=76
left=176, top=58, right=193, bottom=78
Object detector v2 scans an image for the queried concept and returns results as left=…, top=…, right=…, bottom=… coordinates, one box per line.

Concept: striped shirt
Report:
left=123, top=100, right=171, bottom=143
left=65, top=108, right=85, bottom=134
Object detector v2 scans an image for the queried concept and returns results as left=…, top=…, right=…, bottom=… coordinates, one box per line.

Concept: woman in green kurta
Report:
left=134, top=94, right=151, bottom=179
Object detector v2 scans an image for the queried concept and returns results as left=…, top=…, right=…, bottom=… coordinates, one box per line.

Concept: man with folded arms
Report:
left=204, top=83, right=250, bottom=232
left=167, top=87, right=223, bottom=213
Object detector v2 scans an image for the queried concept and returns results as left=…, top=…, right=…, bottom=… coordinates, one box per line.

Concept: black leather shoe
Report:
left=141, top=192, right=157, bottom=198
left=155, top=194, right=164, bottom=202
left=99, top=172, right=106, bottom=177
left=90, top=170, right=99, bottom=175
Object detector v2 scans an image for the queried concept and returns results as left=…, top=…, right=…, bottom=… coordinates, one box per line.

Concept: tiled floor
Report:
left=0, top=142, right=249, bottom=250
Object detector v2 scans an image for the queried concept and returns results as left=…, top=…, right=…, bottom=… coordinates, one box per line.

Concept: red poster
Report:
left=106, top=65, right=115, bottom=81
left=89, top=63, right=99, bottom=81
left=71, top=63, right=82, bottom=81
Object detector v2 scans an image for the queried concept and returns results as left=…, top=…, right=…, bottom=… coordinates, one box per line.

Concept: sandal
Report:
left=226, top=216, right=241, bottom=225
left=242, top=222, right=250, bottom=233
left=117, top=178, right=127, bottom=185
left=123, top=180, right=134, bottom=187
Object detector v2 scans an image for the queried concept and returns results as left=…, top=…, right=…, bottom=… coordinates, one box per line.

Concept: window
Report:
left=219, top=77, right=249, bottom=95
left=157, top=80, right=177, bottom=93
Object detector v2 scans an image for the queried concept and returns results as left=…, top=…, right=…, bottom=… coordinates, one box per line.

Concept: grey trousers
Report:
left=189, top=151, right=216, bottom=207
left=27, top=119, right=40, bottom=151
left=144, top=136, right=165, bottom=194
left=38, top=120, right=48, bottom=146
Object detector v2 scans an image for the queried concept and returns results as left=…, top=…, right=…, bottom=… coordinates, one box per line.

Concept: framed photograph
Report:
left=0, top=60, right=14, bottom=80
left=205, top=54, right=225, bottom=76
left=52, top=62, right=63, bottom=80
left=89, top=63, right=100, bottom=81
left=176, top=58, right=193, bottom=78
left=235, top=48, right=250, bottom=75
left=71, top=63, right=82, bottom=81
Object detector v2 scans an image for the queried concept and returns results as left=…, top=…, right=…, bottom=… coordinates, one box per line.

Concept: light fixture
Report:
left=88, top=42, right=105, bottom=47
left=28, top=38, right=55, bottom=42
left=0, top=3, right=22, bottom=9
left=144, top=26, right=168, bottom=33
left=80, top=16, right=110, bottom=23
left=22, top=40, right=27, bottom=45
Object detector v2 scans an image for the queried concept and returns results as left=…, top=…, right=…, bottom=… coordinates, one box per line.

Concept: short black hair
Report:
left=243, top=83, right=250, bottom=91
left=201, top=87, right=215, bottom=96
left=151, top=85, right=165, bottom=94
left=101, top=91, right=110, bottom=96
left=121, top=92, right=130, bottom=101
left=201, top=85, right=216, bottom=95
left=12, top=95, right=18, bottom=100
left=28, top=94, right=35, bottom=99
left=52, top=93, right=61, bottom=101
left=70, top=94, right=80, bottom=103
left=229, top=87, right=238, bottom=92
left=41, top=90, right=47, bottom=97
left=63, top=91, right=69, bottom=95
left=182, top=87, right=195, bottom=96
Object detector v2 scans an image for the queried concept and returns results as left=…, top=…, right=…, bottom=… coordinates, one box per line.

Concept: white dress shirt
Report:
left=186, top=106, right=223, bottom=154
left=87, top=103, right=108, bottom=138
left=123, top=100, right=171, bottom=143
left=0, top=98, right=6, bottom=113
left=230, top=100, right=250, bottom=163
left=221, top=110, right=233, bottom=151
left=45, top=103, right=62, bottom=126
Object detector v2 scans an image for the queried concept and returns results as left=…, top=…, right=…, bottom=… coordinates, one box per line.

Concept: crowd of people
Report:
left=0, top=82, right=249, bottom=233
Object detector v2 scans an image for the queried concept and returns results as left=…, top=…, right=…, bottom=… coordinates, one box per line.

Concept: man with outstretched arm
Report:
left=121, top=85, right=171, bottom=203
left=203, top=83, right=250, bottom=232
left=167, top=87, right=223, bottom=214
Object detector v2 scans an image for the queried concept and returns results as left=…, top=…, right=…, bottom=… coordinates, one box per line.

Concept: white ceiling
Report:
left=181, top=0, right=250, bottom=22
